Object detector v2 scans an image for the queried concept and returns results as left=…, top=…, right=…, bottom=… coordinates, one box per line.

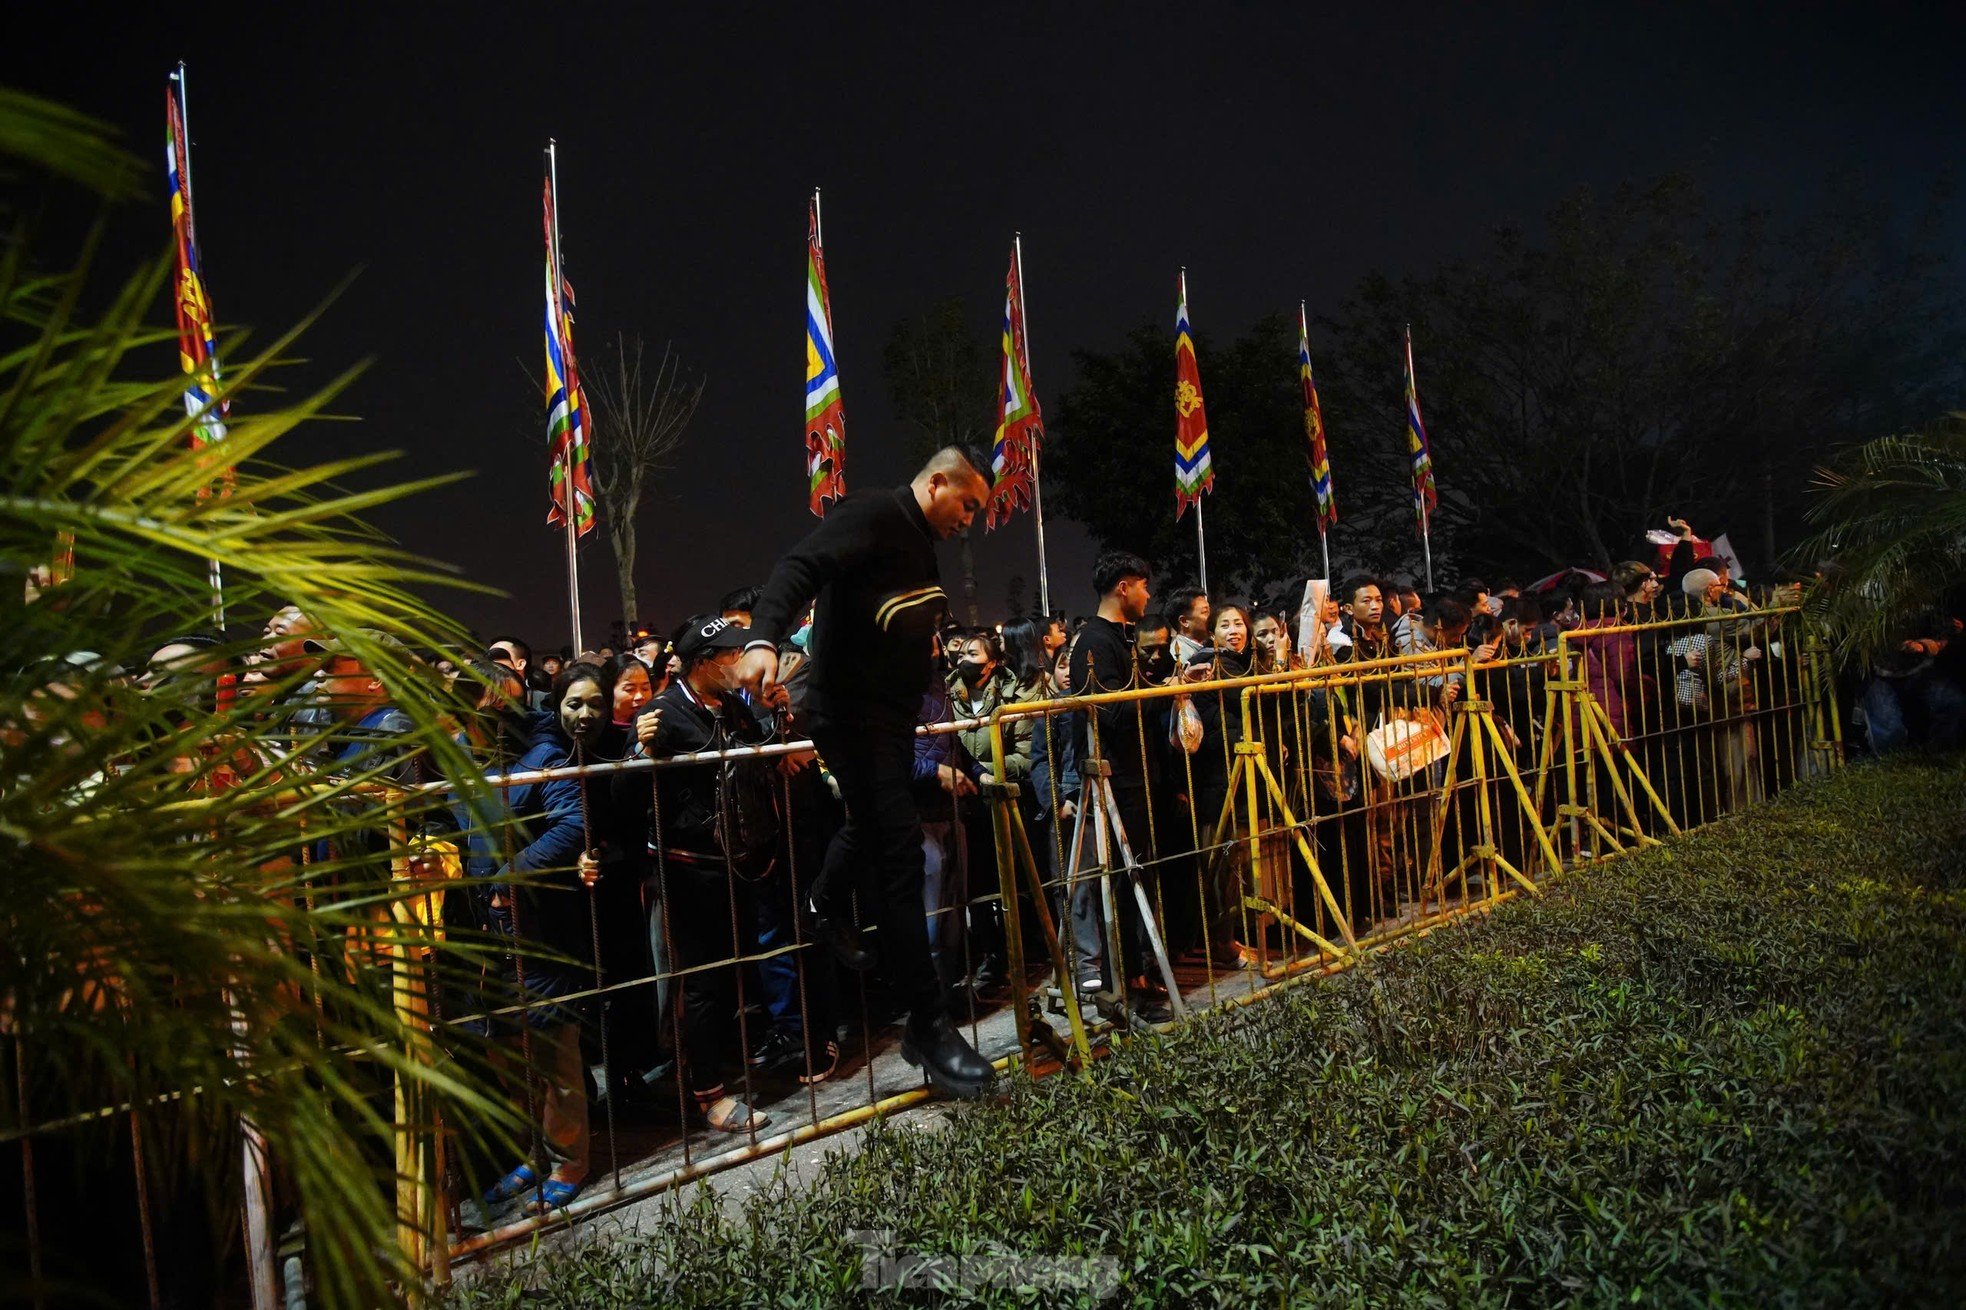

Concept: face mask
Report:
left=956, top=659, right=988, bottom=686
left=790, top=620, right=812, bottom=652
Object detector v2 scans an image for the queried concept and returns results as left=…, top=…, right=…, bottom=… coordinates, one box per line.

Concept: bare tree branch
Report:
left=584, top=334, right=705, bottom=624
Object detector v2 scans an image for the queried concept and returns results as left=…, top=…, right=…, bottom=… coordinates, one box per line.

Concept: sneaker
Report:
left=970, top=956, right=1008, bottom=995
left=945, top=980, right=982, bottom=1018
left=746, top=1028, right=804, bottom=1075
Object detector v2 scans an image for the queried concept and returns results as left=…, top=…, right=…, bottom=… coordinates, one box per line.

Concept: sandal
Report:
left=798, top=1038, right=841, bottom=1086
left=700, top=1094, right=770, bottom=1134
left=481, top=1162, right=538, bottom=1209
left=521, top=1177, right=581, bottom=1214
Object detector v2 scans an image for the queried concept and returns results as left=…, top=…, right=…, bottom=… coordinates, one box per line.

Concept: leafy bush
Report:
left=451, top=754, right=1966, bottom=1307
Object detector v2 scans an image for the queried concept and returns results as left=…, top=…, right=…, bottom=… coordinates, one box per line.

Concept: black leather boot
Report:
left=809, top=902, right=875, bottom=972
left=901, top=1015, right=994, bottom=1100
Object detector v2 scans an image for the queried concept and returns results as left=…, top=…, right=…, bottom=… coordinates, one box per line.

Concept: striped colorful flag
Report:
left=1404, top=325, right=1437, bottom=530
left=543, top=178, right=595, bottom=536
left=985, top=241, right=1043, bottom=531
left=165, top=76, right=229, bottom=477
left=1173, top=269, right=1213, bottom=519
left=1299, top=303, right=1336, bottom=532
left=804, top=193, right=847, bottom=516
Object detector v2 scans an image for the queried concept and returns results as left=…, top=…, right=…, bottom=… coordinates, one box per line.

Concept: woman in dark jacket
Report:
left=590, top=652, right=662, bottom=1094
left=1183, top=603, right=1260, bottom=967
left=477, top=661, right=613, bottom=1214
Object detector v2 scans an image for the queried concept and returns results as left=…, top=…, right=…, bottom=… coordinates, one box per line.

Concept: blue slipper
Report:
left=481, top=1163, right=538, bottom=1208
left=522, top=1178, right=581, bottom=1213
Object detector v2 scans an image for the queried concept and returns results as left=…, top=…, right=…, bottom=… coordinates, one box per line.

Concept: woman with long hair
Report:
left=1173, top=603, right=1261, bottom=970
left=597, top=652, right=654, bottom=758
left=477, top=660, right=616, bottom=1215
left=590, top=650, right=666, bottom=1107
left=1250, top=607, right=1301, bottom=676
left=1000, top=616, right=1052, bottom=692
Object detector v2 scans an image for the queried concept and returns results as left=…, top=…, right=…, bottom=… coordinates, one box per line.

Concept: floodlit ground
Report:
left=448, top=753, right=1966, bottom=1308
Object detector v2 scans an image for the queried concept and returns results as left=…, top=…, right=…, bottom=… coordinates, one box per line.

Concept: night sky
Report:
left=20, top=5, right=1962, bottom=648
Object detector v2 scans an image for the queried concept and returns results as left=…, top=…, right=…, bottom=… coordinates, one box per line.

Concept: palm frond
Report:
left=0, top=87, right=145, bottom=200
left=2, top=92, right=533, bottom=1309
left=1792, top=411, right=1966, bottom=666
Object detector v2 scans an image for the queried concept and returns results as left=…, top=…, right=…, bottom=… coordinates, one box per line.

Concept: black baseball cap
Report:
left=672, top=614, right=750, bottom=664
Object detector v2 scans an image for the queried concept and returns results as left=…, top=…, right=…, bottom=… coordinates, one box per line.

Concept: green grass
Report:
left=449, top=754, right=1966, bottom=1307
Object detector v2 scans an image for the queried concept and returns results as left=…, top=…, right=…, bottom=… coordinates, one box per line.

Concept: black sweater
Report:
left=749, top=486, right=946, bottom=722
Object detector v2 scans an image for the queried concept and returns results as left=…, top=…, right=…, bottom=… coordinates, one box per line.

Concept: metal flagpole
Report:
left=179, top=64, right=269, bottom=1309
left=1016, top=233, right=1051, bottom=616
left=1304, top=300, right=1331, bottom=584
left=548, top=140, right=585, bottom=652
left=1419, top=500, right=1434, bottom=593
left=1195, top=498, right=1209, bottom=595
left=1181, top=265, right=1209, bottom=595
left=173, top=63, right=227, bottom=633
left=1408, top=322, right=1435, bottom=592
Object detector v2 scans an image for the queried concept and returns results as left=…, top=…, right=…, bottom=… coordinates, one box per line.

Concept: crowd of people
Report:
left=42, top=452, right=1958, bottom=1227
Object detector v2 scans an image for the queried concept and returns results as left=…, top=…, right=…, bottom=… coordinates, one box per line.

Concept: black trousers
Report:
left=808, top=711, right=944, bottom=1030
left=660, top=855, right=751, bottom=1097
left=594, top=859, right=661, bottom=1079
left=1109, top=782, right=1161, bottom=981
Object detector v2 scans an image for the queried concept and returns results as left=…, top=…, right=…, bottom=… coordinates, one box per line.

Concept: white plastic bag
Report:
left=1363, top=712, right=1450, bottom=782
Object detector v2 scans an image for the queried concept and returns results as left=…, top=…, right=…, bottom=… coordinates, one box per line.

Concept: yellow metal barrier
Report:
left=5, top=608, right=1843, bottom=1295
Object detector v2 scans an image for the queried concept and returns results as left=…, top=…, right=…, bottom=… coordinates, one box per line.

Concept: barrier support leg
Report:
left=1578, top=696, right=1670, bottom=845
left=986, top=782, right=1091, bottom=1068
left=1096, top=777, right=1187, bottom=1021
left=1477, top=712, right=1564, bottom=889
left=1241, top=748, right=1360, bottom=956
left=1419, top=710, right=1469, bottom=907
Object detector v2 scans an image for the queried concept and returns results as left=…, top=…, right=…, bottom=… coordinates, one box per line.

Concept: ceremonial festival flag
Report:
left=1404, top=325, right=1437, bottom=530
left=804, top=193, right=847, bottom=516
left=543, top=178, right=595, bottom=536
left=165, top=76, right=229, bottom=474
left=986, top=242, right=1043, bottom=531
left=1173, top=269, right=1213, bottom=519
left=1299, top=303, right=1336, bottom=532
